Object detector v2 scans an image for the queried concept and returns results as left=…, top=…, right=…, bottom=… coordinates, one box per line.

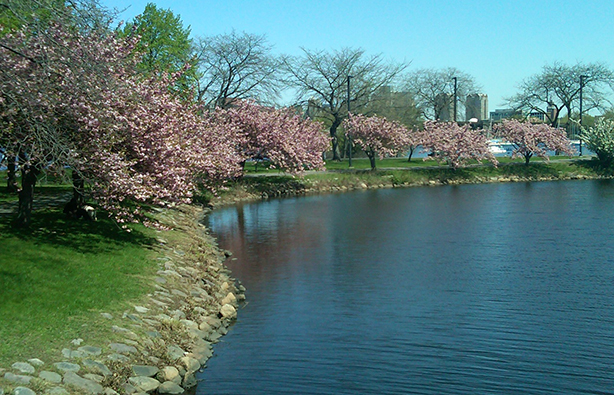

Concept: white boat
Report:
left=488, top=141, right=508, bottom=155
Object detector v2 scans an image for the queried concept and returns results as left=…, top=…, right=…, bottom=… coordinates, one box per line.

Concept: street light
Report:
left=452, top=77, right=458, bottom=123
left=579, top=75, right=587, bottom=156
left=347, top=75, right=353, bottom=168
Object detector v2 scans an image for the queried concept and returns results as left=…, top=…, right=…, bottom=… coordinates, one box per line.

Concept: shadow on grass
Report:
left=0, top=209, right=155, bottom=254
left=571, top=158, right=614, bottom=176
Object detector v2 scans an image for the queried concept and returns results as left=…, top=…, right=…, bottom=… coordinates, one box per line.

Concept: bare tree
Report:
left=508, top=61, right=614, bottom=127
left=403, top=67, right=479, bottom=121
left=283, top=47, right=408, bottom=160
left=194, top=31, right=281, bottom=108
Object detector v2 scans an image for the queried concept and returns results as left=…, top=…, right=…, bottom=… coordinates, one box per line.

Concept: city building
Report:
left=465, top=94, right=489, bottom=121
left=490, top=108, right=522, bottom=121
left=435, top=93, right=454, bottom=121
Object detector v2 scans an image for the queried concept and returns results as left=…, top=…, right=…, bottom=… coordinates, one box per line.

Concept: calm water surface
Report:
left=200, top=180, right=614, bottom=395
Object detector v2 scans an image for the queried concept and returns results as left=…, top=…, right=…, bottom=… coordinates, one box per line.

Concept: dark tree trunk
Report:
left=407, top=145, right=415, bottom=162
left=6, top=155, right=18, bottom=193
left=367, top=149, right=376, bottom=170
left=329, top=117, right=342, bottom=161
left=524, top=153, right=532, bottom=165
left=63, top=171, right=86, bottom=217
left=14, top=162, right=39, bottom=228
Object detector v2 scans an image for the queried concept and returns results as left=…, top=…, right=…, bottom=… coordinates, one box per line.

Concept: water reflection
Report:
left=202, top=180, right=614, bottom=395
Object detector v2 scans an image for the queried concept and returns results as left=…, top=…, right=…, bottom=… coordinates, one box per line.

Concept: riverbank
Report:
left=204, top=158, right=614, bottom=207
left=0, top=205, right=243, bottom=395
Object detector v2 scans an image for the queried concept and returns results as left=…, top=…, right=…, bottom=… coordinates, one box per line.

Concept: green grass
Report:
left=0, top=201, right=156, bottom=366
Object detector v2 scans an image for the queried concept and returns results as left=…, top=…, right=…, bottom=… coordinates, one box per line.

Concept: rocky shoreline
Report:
left=0, top=205, right=244, bottom=395
left=209, top=170, right=612, bottom=207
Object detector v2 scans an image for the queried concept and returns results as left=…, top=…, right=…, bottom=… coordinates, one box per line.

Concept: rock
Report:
left=203, top=317, right=222, bottom=329
left=63, top=371, right=104, bottom=394
left=128, top=377, right=160, bottom=393
left=109, top=343, right=138, bottom=355
left=100, top=313, right=113, bottom=320
left=0, top=386, right=3, bottom=395
left=182, top=373, right=197, bottom=389
left=180, top=357, right=200, bottom=374
left=106, top=354, right=129, bottom=363
left=62, top=348, right=86, bottom=359
left=198, top=322, right=212, bottom=333
left=84, top=374, right=104, bottom=383
left=39, top=371, right=62, bottom=384
left=207, top=331, right=222, bottom=342
left=53, top=362, right=81, bottom=373
left=157, top=367, right=181, bottom=385
left=78, top=346, right=102, bottom=356
left=134, top=306, right=149, bottom=314
left=122, top=313, right=143, bottom=323
left=11, top=363, right=35, bottom=374
left=45, top=387, right=70, bottom=395
left=132, top=365, right=159, bottom=378
left=179, top=319, right=198, bottom=330
left=12, top=388, right=36, bottom=395
left=190, top=346, right=213, bottom=365
left=82, top=360, right=112, bottom=378
left=166, top=345, right=185, bottom=361
left=4, top=372, right=33, bottom=385
left=157, top=381, right=185, bottom=394
left=71, top=338, right=84, bottom=346
left=103, top=388, right=119, bottom=395
left=219, top=304, right=237, bottom=319
left=27, top=359, right=44, bottom=367
left=221, top=292, right=237, bottom=306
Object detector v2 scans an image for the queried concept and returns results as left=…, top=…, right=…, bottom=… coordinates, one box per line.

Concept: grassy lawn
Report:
left=240, top=155, right=575, bottom=174
left=0, top=186, right=157, bottom=366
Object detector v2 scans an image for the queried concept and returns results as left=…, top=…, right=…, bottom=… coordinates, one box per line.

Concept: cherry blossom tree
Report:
left=213, top=101, right=329, bottom=174
left=343, top=113, right=412, bottom=169
left=0, top=21, right=243, bottom=227
left=418, top=121, right=498, bottom=170
left=495, top=119, right=574, bottom=165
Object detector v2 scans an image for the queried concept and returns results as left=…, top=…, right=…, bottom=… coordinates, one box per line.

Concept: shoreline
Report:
left=2, top=160, right=612, bottom=394
left=1, top=205, right=243, bottom=395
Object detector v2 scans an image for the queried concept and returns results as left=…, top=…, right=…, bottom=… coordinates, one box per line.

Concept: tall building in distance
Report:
left=465, top=94, right=489, bottom=121
left=435, top=93, right=454, bottom=121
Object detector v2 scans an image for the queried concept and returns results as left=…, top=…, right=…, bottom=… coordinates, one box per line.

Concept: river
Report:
left=200, top=180, right=614, bottom=395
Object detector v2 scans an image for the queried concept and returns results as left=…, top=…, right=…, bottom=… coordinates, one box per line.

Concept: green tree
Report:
left=120, top=3, right=194, bottom=79
left=580, top=118, right=614, bottom=166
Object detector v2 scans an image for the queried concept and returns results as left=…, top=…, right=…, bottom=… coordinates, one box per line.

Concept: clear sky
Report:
left=100, top=0, right=614, bottom=111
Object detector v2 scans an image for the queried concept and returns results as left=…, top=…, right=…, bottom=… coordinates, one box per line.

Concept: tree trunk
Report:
left=407, top=145, right=415, bottom=162
left=63, top=171, right=87, bottom=218
left=367, top=149, right=376, bottom=170
left=14, top=162, right=39, bottom=228
left=6, top=155, right=18, bottom=193
left=524, top=153, right=532, bottom=165
left=329, top=118, right=342, bottom=161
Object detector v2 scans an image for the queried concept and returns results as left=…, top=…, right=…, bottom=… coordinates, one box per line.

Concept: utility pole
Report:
left=452, top=77, right=457, bottom=123
left=579, top=75, right=587, bottom=156
left=347, top=75, right=353, bottom=168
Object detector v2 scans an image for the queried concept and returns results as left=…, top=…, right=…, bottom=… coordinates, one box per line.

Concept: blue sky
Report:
left=101, top=0, right=614, bottom=111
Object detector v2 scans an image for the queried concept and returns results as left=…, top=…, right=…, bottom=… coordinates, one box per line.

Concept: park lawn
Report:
left=241, top=155, right=574, bottom=174
left=0, top=194, right=158, bottom=367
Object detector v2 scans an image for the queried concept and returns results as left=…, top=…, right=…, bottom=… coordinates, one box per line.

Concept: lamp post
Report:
left=579, top=75, right=587, bottom=156
left=451, top=77, right=458, bottom=123
left=347, top=75, right=353, bottom=168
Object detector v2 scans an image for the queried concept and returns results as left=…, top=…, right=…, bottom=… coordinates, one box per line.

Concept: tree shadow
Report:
left=0, top=209, right=156, bottom=254
left=572, top=158, right=614, bottom=176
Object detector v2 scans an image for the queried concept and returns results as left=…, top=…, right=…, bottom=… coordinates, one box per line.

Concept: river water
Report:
left=200, top=180, right=614, bottom=395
